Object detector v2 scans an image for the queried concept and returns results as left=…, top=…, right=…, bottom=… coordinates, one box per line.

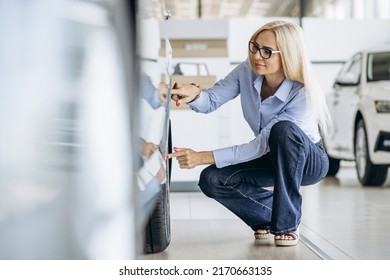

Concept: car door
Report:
left=330, top=54, right=361, bottom=159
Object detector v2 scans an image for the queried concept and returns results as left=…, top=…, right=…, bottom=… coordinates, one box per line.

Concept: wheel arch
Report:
left=353, top=111, right=364, bottom=156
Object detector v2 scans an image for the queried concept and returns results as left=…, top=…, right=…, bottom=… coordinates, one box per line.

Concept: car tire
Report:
left=326, top=156, right=341, bottom=176
left=143, top=121, right=172, bottom=253
left=354, top=119, right=388, bottom=186
left=144, top=180, right=171, bottom=253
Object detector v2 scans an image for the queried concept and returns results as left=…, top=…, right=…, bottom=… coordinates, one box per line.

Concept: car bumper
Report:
left=367, top=114, right=390, bottom=164
left=375, top=131, right=390, bottom=152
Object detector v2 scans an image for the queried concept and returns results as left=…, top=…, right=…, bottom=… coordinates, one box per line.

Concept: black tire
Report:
left=354, top=119, right=388, bottom=186
left=144, top=121, right=172, bottom=253
left=326, top=156, right=341, bottom=176
left=144, top=181, right=171, bottom=253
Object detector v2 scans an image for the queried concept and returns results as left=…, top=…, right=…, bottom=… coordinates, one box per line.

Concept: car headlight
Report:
left=375, top=100, right=390, bottom=113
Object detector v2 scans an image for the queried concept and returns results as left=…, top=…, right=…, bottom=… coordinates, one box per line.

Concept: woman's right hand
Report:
left=171, top=82, right=201, bottom=106
left=167, top=147, right=215, bottom=169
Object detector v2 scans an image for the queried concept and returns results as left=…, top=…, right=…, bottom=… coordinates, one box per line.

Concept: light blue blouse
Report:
left=188, top=59, right=320, bottom=168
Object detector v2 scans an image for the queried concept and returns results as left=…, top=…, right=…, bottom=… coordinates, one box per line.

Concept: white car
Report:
left=324, top=46, right=390, bottom=186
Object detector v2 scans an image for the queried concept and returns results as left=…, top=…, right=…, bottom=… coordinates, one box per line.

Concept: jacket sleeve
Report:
left=187, top=63, right=244, bottom=113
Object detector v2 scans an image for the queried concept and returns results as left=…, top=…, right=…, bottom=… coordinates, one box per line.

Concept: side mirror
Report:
left=335, top=72, right=359, bottom=86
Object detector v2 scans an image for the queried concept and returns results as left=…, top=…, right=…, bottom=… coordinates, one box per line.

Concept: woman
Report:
left=167, top=20, right=330, bottom=246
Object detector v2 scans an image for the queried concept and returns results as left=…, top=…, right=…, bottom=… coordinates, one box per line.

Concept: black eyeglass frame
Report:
left=248, top=41, right=281, bottom=59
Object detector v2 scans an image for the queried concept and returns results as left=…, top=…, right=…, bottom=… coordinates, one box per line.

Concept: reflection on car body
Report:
left=324, top=46, right=390, bottom=186
left=0, top=0, right=172, bottom=259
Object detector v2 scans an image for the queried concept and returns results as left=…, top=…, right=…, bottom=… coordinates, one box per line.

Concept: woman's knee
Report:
left=198, top=165, right=221, bottom=198
left=269, top=121, right=301, bottom=147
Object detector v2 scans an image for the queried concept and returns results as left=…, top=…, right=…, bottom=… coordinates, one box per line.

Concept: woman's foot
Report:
left=254, top=229, right=271, bottom=239
left=274, top=231, right=299, bottom=246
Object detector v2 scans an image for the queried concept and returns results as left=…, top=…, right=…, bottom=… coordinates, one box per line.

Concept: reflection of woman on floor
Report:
left=167, top=21, right=331, bottom=246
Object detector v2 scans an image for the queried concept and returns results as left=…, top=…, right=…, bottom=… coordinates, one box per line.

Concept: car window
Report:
left=344, top=55, right=361, bottom=84
left=367, top=52, right=390, bottom=82
left=336, top=54, right=361, bottom=85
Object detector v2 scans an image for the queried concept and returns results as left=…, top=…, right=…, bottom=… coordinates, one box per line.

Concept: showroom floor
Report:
left=140, top=164, right=390, bottom=260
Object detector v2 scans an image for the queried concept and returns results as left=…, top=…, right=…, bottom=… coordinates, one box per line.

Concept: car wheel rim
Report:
left=355, top=126, right=367, bottom=179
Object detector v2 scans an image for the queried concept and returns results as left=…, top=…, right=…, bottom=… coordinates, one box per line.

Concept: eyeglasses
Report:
left=248, top=41, right=281, bottom=59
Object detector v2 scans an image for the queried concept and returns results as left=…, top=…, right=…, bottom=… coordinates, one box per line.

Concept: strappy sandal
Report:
left=274, top=231, right=299, bottom=246
left=254, top=229, right=271, bottom=239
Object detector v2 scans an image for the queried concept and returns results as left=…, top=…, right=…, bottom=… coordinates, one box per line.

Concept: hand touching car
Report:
left=171, top=82, right=201, bottom=106
left=167, top=147, right=215, bottom=169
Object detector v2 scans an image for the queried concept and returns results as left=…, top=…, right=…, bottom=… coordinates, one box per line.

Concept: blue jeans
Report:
left=198, top=121, right=329, bottom=235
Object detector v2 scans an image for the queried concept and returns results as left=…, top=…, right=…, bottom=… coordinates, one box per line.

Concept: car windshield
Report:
left=367, top=52, right=390, bottom=82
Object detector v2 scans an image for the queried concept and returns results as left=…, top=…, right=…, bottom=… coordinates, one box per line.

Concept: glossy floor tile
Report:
left=140, top=186, right=319, bottom=260
left=301, top=164, right=390, bottom=260
left=141, top=164, right=390, bottom=260
left=140, top=219, right=321, bottom=260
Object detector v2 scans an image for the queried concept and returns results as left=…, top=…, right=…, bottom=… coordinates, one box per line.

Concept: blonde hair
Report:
left=249, top=20, right=331, bottom=135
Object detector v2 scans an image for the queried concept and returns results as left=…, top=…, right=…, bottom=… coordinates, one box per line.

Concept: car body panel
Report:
left=137, top=2, right=173, bottom=252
